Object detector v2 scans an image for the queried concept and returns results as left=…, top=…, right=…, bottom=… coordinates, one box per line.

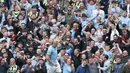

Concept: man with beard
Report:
left=35, top=59, right=47, bottom=73
left=98, top=55, right=111, bottom=73
left=0, top=58, right=9, bottom=73
left=21, top=58, right=35, bottom=73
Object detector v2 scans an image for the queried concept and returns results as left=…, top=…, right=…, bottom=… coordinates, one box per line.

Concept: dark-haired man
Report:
left=35, top=59, right=47, bottom=73
left=76, top=59, right=90, bottom=73
left=98, top=55, right=111, bottom=73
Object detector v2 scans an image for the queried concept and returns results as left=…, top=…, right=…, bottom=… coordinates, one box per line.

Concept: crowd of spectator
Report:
left=0, top=0, right=130, bottom=73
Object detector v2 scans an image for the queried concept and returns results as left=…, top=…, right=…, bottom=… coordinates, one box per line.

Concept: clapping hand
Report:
left=53, top=63, right=58, bottom=67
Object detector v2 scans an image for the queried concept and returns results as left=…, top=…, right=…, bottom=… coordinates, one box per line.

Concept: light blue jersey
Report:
left=46, top=45, right=58, bottom=66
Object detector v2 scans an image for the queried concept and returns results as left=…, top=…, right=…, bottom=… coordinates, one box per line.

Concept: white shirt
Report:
left=22, top=2, right=32, bottom=11
left=0, top=0, right=4, bottom=2
left=92, top=9, right=105, bottom=23
left=0, top=37, right=10, bottom=43
left=95, top=29, right=103, bottom=37
left=127, top=4, right=130, bottom=17
left=1, top=13, right=5, bottom=25
left=90, top=34, right=98, bottom=41
left=98, top=60, right=111, bottom=73
left=5, top=25, right=13, bottom=31
left=110, top=29, right=119, bottom=41
left=95, top=41, right=105, bottom=49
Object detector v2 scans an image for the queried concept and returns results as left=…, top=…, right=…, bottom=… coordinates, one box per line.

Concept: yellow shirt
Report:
left=8, top=65, right=18, bottom=72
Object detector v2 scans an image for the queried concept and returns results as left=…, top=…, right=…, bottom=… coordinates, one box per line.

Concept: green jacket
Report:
left=122, top=63, right=130, bottom=73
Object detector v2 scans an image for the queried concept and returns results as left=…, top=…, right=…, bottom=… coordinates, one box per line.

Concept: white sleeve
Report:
left=47, top=46, right=52, bottom=56
left=98, top=61, right=110, bottom=71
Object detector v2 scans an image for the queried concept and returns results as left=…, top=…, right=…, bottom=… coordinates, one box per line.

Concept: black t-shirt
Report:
left=0, top=32, right=3, bottom=38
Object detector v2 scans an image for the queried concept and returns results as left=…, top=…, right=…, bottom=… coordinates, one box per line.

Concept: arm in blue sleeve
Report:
left=75, top=66, right=79, bottom=73
left=73, top=13, right=80, bottom=21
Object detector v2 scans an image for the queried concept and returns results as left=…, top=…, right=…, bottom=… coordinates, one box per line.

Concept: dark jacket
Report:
left=72, top=54, right=81, bottom=70
left=121, top=56, right=130, bottom=64
left=123, top=44, right=130, bottom=55
left=100, top=0, right=109, bottom=14
left=122, top=63, right=130, bottom=73
left=0, top=63, right=9, bottom=73
left=35, top=63, right=47, bottom=73
left=81, top=37, right=93, bottom=51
